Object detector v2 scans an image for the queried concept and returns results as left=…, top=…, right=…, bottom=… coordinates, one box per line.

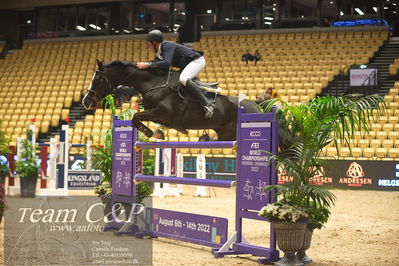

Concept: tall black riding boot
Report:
left=186, top=79, right=215, bottom=119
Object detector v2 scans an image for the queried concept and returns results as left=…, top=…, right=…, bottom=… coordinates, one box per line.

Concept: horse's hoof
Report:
left=153, top=129, right=165, bottom=140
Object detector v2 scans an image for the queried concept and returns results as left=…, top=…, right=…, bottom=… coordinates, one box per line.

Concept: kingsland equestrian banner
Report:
left=183, top=157, right=399, bottom=191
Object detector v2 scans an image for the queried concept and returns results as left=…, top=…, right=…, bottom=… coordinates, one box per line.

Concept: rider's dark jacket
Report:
left=149, top=41, right=203, bottom=70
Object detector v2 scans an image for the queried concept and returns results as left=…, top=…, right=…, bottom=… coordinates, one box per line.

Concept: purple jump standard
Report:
left=111, top=107, right=280, bottom=264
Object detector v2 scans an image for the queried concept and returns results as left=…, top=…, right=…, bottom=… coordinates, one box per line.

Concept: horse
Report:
left=82, top=60, right=263, bottom=141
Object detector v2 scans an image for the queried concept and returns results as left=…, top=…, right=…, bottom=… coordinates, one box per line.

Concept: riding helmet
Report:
left=146, top=29, right=164, bottom=42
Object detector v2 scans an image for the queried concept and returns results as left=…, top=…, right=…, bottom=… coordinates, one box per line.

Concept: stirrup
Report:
left=204, top=105, right=214, bottom=119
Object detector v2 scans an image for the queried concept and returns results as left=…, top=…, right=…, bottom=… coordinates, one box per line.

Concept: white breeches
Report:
left=179, top=56, right=206, bottom=86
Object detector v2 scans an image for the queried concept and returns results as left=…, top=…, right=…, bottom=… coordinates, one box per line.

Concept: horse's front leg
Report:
left=132, top=108, right=168, bottom=140
left=132, top=120, right=155, bottom=139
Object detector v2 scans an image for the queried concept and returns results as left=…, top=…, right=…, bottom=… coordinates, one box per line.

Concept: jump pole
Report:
left=38, top=125, right=69, bottom=196
left=110, top=107, right=279, bottom=263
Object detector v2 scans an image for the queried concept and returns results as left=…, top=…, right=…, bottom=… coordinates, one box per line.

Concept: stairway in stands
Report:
left=321, top=37, right=399, bottom=97
left=38, top=99, right=94, bottom=143
left=369, top=37, right=399, bottom=94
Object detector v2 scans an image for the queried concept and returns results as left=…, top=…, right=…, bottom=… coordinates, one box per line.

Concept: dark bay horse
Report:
left=82, top=60, right=262, bottom=141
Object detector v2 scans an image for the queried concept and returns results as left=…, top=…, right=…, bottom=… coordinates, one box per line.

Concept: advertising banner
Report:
left=183, top=156, right=236, bottom=180
left=67, top=170, right=102, bottom=189
left=278, top=160, right=399, bottom=191
left=112, top=127, right=134, bottom=196
left=183, top=156, right=399, bottom=191
left=350, top=68, right=377, bottom=86
left=236, top=121, right=272, bottom=211
left=144, top=208, right=228, bottom=247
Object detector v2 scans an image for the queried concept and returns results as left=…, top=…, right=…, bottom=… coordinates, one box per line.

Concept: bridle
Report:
left=86, top=67, right=137, bottom=99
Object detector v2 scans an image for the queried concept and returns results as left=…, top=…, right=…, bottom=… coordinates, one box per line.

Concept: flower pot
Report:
left=20, top=174, right=38, bottom=198
left=297, top=229, right=313, bottom=264
left=272, top=221, right=308, bottom=266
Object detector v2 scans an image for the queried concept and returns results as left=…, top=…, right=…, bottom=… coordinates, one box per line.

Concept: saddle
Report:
left=193, top=79, right=221, bottom=92
left=177, top=79, right=222, bottom=103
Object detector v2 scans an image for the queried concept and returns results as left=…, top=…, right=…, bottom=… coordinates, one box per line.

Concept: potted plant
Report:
left=0, top=122, right=10, bottom=222
left=0, top=183, right=7, bottom=223
left=0, top=121, right=10, bottom=184
left=92, top=95, right=153, bottom=220
left=260, top=94, right=385, bottom=265
left=259, top=199, right=309, bottom=266
left=15, top=136, right=40, bottom=198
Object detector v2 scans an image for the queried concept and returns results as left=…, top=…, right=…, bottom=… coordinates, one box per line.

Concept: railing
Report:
left=362, top=69, right=378, bottom=95
left=336, top=65, right=350, bottom=96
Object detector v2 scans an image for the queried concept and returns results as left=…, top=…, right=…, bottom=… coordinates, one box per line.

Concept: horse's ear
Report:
left=96, top=59, right=104, bottom=71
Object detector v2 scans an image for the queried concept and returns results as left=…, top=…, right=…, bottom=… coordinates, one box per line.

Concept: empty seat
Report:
left=351, top=147, right=362, bottom=158
left=388, top=148, right=399, bottom=159
left=363, top=147, right=375, bottom=158
left=375, top=148, right=387, bottom=158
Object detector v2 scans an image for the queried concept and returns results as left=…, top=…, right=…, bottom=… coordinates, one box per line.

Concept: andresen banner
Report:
left=183, top=157, right=399, bottom=191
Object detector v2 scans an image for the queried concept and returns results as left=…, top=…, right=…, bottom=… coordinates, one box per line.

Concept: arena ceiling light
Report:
left=89, top=24, right=101, bottom=30
left=76, top=25, right=86, bottom=31
left=354, top=8, right=364, bottom=15
left=264, top=17, right=274, bottom=20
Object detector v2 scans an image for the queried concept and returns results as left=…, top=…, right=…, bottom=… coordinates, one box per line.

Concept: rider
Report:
left=136, top=29, right=215, bottom=119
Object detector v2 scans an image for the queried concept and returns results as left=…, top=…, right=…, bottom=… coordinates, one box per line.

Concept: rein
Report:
left=141, top=69, right=175, bottom=97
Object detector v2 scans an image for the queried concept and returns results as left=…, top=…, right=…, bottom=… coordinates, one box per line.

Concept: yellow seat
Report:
left=370, top=139, right=381, bottom=149
left=388, top=131, right=399, bottom=141
left=363, top=147, right=375, bottom=158
left=326, top=147, right=337, bottom=158
left=358, top=139, right=370, bottom=149
left=388, top=148, right=399, bottom=159
left=376, top=131, right=388, bottom=141
left=351, top=147, right=362, bottom=157
left=382, top=123, right=394, bottom=133
left=382, top=139, right=394, bottom=149
left=375, top=148, right=387, bottom=158
left=339, top=147, right=350, bottom=157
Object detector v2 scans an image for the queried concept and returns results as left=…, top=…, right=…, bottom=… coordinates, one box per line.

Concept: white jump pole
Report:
left=162, top=148, right=171, bottom=191
left=152, top=148, right=180, bottom=197
left=29, top=124, right=36, bottom=156
left=38, top=137, right=60, bottom=196
left=57, top=124, right=69, bottom=195
left=86, top=140, right=92, bottom=170
left=195, top=154, right=208, bottom=197
left=151, top=147, right=163, bottom=197
left=8, top=138, right=23, bottom=196
left=176, top=153, right=184, bottom=194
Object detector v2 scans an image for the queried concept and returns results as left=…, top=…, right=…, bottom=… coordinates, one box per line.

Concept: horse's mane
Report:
left=105, top=60, right=136, bottom=69
left=105, top=60, right=170, bottom=77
